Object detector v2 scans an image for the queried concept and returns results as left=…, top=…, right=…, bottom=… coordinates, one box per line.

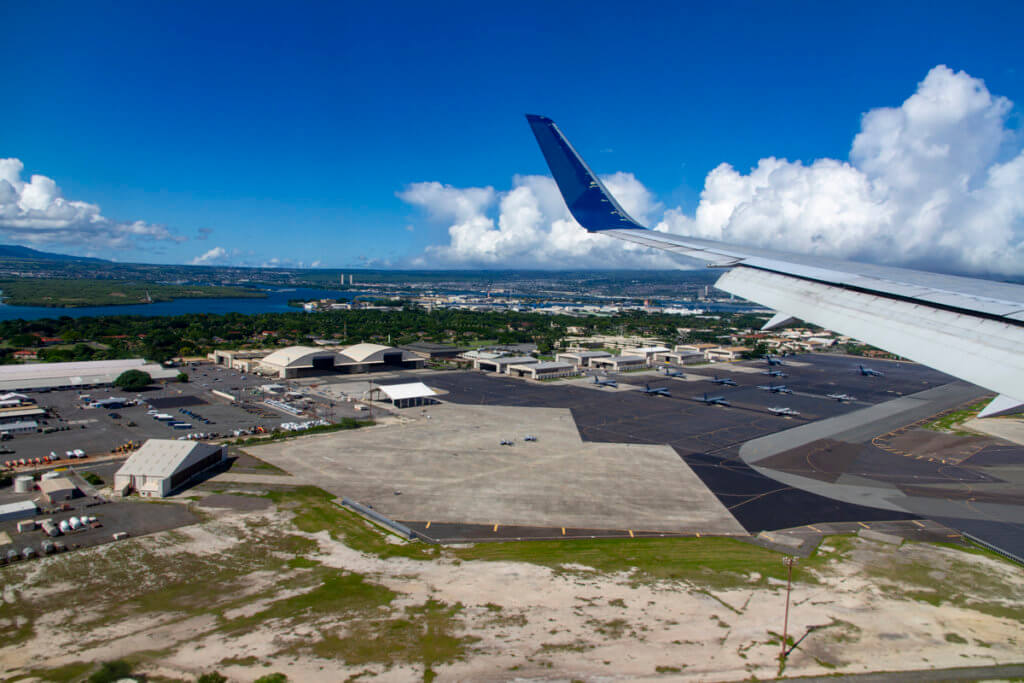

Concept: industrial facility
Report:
left=114, top=439, right=225, bottom=498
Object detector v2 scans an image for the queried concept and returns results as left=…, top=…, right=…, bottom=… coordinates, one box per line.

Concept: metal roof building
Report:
left=555, top=350, right=612, bottom=367
left=590, top=355, right=647, bottom=372
left=114, top=439, right=224, bottom=498
left=506, top=361, right=578, bottom=380
left=39, top=477, right=80, bottom=503
left=0, top=500, right=38, bottom=522
left=0, top=419, right=38, bottom=434
left=474, top=355, right=537, bottom=373
left=0, top=359, right=178, bottom=392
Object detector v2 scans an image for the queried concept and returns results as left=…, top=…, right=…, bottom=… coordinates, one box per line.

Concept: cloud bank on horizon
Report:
left=405, top=66, right=1024, bottom=275
left=0, top=159, right=184, bottom=251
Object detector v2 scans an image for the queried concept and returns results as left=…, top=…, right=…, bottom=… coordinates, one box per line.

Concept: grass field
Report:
left=4, top=485, right=1022, bottom=682
left=922, top=400, right=990, bottom=433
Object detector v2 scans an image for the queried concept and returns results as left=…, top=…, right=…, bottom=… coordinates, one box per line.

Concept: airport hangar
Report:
left=0, top=358, right=179, bottom=392
left=214, top=343, right=425, bottom=379
left=114, top=439, right=225, bottom=498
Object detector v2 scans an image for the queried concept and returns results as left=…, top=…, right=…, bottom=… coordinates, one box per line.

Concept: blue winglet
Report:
left=525, top=114, right=645, bottom=232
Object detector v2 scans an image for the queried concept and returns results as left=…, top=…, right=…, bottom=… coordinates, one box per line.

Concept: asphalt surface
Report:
left=404, top=356, right=1024, bottom=543
left=411, top=358, right=954, bottom=532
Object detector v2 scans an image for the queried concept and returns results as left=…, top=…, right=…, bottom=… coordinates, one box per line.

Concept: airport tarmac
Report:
left=245, top=354, right=1024, bottom=547
left=249, top=402, right=746, bottom=535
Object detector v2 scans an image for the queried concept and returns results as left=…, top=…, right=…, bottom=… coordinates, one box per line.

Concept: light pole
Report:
left=781, top=556, right=798, bottom=662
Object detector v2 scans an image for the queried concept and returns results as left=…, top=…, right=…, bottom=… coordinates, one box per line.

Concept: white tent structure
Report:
left=370, top=382, right=438, bottom=408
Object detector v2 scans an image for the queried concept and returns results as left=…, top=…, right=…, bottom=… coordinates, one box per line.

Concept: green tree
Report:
left=88, top=660, right=132, bottom=683
left=743, top=342, right=770, bottom=359
left=198, top=673, right=228, bottom=683
left=177, top=371, right=189, bottom=383
left=255, top=674, right=288, bottom=683
left=114, top=369, right=152, bottom=391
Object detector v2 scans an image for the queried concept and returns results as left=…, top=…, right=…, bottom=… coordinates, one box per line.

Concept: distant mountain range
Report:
left=0, top=244, right=109, bottom=263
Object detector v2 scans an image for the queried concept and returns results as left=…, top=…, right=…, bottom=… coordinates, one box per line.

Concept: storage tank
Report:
left=41, top=540, right=55, bottom=555
left=68, top=517, right=82, bottom=530
left=22, top=547, right=35, bottom=560
left=41, top=520, right=60, bottom=537
left=58, top=519, right=71, bottom=533
left=14, top=475, right=33, bottom=493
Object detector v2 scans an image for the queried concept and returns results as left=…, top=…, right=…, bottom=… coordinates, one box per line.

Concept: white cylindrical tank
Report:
left=14, top=475, right=33, bottom=493
left=58, top=520, right=71, bottom=533
left=68, top=517, right=82, bottom=530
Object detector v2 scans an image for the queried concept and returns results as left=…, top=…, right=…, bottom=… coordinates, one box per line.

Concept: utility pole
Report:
left=781, top=556, right=798, bottom=662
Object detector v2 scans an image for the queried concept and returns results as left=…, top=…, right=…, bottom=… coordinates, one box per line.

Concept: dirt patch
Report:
left=2, top=492, right=1022, bottom=682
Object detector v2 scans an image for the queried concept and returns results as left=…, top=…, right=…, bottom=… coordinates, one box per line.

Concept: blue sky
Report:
left=3, top=1, right=1023, bottom=270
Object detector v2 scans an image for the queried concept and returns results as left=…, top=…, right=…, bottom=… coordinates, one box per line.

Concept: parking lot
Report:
left=0, top=362, right=379, bottom=467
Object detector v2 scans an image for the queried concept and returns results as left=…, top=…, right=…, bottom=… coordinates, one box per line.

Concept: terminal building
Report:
left=114, top=439, right=225, bottom=498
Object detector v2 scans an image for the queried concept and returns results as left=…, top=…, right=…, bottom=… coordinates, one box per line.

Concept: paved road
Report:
left=790, top=663, right=1024, bottom=682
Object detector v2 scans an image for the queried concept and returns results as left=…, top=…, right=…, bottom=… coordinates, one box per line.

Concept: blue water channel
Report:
left=0, top=288, right=363, bottom=321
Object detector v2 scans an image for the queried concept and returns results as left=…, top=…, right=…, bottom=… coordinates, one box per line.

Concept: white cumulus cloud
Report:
left=0, top=159, right=184, bottom=250
left=408, top=65, right=1024, bottom=275
left=400, top=173, right=676, bottom=268
left=191, top=246, right=227, bottom=265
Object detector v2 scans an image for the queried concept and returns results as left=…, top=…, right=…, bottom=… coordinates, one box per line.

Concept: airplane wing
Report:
left=526, top=114, right=1024, bottom=417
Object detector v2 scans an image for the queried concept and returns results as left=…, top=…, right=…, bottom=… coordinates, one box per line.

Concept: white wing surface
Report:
left=526, top=114, right=1024, bottom=417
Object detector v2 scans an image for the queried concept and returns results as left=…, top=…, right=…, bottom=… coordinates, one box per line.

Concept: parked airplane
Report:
left=827, top=393, right=856, bottom=402
left=694, top=392, right=730, bottom=406
left=769, top=406, right=801, bottom=416
left=766, top=355, right=786, bottom=366
left=758, top=383, right=793, bottom=394
left=641, top=384, right=671, bottom=397
left=708, top=375, right=738, bottom=386
left=764, top=369, right=787, bottom=378
left=663, top=367, right=685, bottom=378
left=859, top=364, right=885, bottom=377
left=526, top=115, right=1024, bottom=418
left=593, top=375, right=618, bottom=388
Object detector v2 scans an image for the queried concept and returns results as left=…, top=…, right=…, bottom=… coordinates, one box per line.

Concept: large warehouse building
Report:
left=256, top=343, right=424, bottom=379
left=114, top=439, right=224, bottom=498
left=0, top=359, right=178, bottom=392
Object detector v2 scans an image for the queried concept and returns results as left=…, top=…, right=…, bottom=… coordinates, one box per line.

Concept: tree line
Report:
left=0, top=308, right=770, bottom=363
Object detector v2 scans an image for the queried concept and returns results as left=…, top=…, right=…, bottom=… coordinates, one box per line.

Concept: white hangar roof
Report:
left=260, top=346, right=334, bottom=368
left=116, top=439, right=222, bottom=479
left=341, top=343, right=394, bottom=363
left=0, top=358, right=177, bottom=391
